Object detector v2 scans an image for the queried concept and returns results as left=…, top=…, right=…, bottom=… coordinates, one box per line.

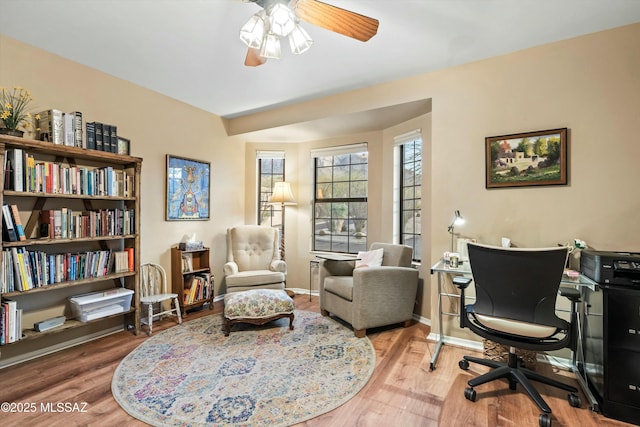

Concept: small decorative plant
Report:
left=0, top=86, right=38, bottom=132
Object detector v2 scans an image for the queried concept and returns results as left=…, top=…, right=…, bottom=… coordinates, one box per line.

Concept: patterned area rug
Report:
left=112, top=310, right=376, bottom=426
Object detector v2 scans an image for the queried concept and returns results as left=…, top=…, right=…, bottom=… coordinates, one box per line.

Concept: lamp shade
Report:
left=260, top=31, right=282, bottom=59
left=453, top=210, right=465, bottom=226
left=269, top=182, right=296, bottom=205
left=239, top=12, right=266, bottom=49
left=269, top=3, right=296, bottom=36
left=289, top=24, right=313, bottom=54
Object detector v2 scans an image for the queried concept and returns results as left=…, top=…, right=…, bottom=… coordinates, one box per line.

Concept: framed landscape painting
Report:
left=485, top=128, right=567, bottom=189
left=166, top=155, right=211, bottom=221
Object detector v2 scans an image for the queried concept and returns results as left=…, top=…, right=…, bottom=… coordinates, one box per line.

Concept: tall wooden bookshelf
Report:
left=0, top=134, right=142, bottom=367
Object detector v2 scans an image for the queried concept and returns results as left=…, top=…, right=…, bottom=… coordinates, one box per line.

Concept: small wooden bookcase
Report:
left=170, top=246, right=214, bottom=316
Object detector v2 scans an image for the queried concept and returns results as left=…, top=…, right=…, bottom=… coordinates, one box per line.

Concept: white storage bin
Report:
left=69, top=288, right=134, bottom=322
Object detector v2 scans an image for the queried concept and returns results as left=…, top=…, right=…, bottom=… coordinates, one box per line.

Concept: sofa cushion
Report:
left=224, top=289, right=294, bottom=320
left=226, top=270, right=285, bottom=288
left=324, top=276, right=354, bottom=301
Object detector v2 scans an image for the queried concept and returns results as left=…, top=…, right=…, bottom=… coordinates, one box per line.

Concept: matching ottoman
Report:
left=223, top=289, right=295, bottom=336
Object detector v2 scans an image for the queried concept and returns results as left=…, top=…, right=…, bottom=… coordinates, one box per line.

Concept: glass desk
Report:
left=429, top=259, right=600, bottom=411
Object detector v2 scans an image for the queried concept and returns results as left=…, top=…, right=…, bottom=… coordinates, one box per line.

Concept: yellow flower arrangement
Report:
left=0, top=86, right=39, bottom=132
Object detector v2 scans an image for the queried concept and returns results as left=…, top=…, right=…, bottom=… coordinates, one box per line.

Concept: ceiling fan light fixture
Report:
left=239, top=12, right=266, bottom=49
left=288, top=24, right=313, bottom=54
left=269, top=3, right=296, bottom=36
left=260, top=31, right=282, bottom=59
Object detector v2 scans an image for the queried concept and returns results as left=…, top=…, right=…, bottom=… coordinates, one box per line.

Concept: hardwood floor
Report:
left=0, top=295, right=634, bottom=427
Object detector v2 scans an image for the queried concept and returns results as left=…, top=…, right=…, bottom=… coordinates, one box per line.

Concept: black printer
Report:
left=580, top=249, right=640, bottom=288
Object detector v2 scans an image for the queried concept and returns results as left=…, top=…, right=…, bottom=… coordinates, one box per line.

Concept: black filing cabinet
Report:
left=582, top=284, right=640, bottom=424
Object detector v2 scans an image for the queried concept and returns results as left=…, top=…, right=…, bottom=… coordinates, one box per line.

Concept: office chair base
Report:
left=460, top=354, right=581, bottom=426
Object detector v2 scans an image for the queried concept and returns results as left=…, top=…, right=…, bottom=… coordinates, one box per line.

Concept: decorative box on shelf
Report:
left=179, top=241, right=204, bottom=251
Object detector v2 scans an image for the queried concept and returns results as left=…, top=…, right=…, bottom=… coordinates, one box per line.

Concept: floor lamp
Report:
left=269, top=181, right=296, bottom=260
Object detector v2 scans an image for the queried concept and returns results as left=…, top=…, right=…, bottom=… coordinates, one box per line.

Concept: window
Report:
left=257, top=151, right=285, bottom=235
left=312, top=144, right=368, bottom=254
left=395, top=131, right=422, bottom=261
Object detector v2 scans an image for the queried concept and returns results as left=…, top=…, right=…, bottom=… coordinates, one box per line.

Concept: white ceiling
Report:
left=1, top=0, right=640, bottom=139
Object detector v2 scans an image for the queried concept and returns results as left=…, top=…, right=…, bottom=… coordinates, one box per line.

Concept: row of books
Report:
left=183, top=273, right=212, bottom=304
left=4, top=148, right=135, bottom=196
left=2, top=204, right=27, bottom=242
left=36, top=109, right=123, bottom=154
left=0, top=248, right=134, bottom=293
left=40, top=208, right=135, bottom=240
left=37, top=109, right=83, bottom=148
left=0, top=300, right=22, bottom=345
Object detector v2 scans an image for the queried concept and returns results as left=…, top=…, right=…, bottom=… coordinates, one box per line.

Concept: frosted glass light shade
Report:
left=239, top=12, right=265, bottom=49
left=289, top=24, right=313, bottom=54
left=260, top=32, right=281, bottom=59
left=269, top=3, right=296, bottom=36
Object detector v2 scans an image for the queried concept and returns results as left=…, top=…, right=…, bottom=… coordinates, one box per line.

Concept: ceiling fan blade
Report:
left=244, top=48, right=266, bottom=67
left=293, top=0, right=379, bottom=42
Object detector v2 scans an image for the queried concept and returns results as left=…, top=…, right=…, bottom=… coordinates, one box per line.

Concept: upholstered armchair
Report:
left=319, top=243, right=419, bottom=337
left=224, top=225, right=286, bottom=293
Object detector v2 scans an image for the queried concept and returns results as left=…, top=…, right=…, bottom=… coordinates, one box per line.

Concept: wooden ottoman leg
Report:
left=288, top=313, right=295, bottom=330
left=224, top=317, right=231, bottom=336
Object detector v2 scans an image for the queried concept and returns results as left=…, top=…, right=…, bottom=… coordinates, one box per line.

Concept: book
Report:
left=110, top=125, right=118, bottom=153
left=95, top=122, right=103, bottom=151
left=9, top=204, right=26, bottom=241
left=86, top=121, right=96, bottom=150
left=114, top=251, right=129, bottom=273
left=40, top=209, right=54, bottom=238
left=53, top=210, right=62, bottom=239
left=125, top=247, right=134, bottom=272
left=37, top=109, right=64, bottom=144
left=63, top=113, right=75, bottom=146
left=71, top=111, right=83, bottom=147
left=103, top=124, right=111, bottom=152
left=2, top=205, right=18, bottom=242
left=6, top=148, right=24, bottom=191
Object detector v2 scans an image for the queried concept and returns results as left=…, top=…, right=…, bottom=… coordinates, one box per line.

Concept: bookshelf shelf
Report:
left=171, top=247, right=214, bottom=316
left=1, top=271, right=136, bottom=297
left=5, top=308, right=136, bottom=345
left=2, top=234, right=137, bottom=248
left=1, top=134, right=142, bottom=361
left=3, top=190, right=136, bottom=201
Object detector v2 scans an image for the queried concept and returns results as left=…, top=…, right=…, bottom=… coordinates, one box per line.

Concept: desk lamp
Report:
left=447, top=210, right=465, bottom=252
left=268, top=181, right=296, bottom=260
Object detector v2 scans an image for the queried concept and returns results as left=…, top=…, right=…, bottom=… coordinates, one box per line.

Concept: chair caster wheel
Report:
left=459, top=359, right=469, bottom=370
left=568, top=393, right=581, bottom=408
left=464, top=386, right=477, bottom=402
left=538, top=413, right=552, bottom=427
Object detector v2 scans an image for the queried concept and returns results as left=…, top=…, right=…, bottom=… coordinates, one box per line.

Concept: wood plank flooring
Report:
left=0, top=295, right=634, bottom=427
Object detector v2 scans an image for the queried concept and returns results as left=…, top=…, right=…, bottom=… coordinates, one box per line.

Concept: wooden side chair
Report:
left=140, top=263, right=182, bottom=335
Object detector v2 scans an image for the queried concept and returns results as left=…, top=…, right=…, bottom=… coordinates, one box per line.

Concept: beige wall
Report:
left=0, top=35, right=246, bottom=297
left=3, top=23, right=640, bottom=343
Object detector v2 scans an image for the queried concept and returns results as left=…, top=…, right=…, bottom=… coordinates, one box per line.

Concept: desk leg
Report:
left=429, top=271, right=445, bottom=371
left=572, top=298, right=601, bottom=412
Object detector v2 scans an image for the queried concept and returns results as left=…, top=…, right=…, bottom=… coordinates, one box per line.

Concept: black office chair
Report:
left=456, top=243, right=582, bottom=427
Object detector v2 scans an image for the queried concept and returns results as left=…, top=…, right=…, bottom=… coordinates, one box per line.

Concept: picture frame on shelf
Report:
left=166, top=154, right=211, bottom=221
left=485, top=128, right=568, bottom=189
left=117, top=137, right=130, bottom=155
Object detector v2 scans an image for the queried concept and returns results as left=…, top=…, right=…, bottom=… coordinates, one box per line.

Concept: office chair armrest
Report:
left=453, top=277, right=472, bottom=289
left=559, top=286, right=580, bottom=303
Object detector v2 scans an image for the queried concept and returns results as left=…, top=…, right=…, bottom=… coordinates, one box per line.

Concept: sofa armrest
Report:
left=224, top=261, right=239, bottom=276
left=270, top=259, right=287, bottom=274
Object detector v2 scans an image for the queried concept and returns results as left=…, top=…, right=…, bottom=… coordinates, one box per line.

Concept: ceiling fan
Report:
left=239, top=0, right=379, bottom=66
